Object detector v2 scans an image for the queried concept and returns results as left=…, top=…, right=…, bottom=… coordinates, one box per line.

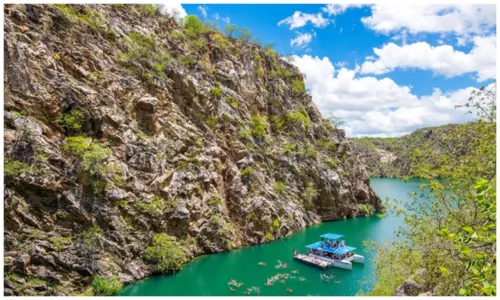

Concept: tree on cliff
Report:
left=365, top=86, right=496, bottom=296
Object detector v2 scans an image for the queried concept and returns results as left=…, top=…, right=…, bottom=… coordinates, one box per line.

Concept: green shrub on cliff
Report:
left=92, top=275, right=122, bottom=296
left=146, top=233, right=187, bottom=274
left=136, top=196, right=166, bottom=216
left=285, top=110, right=310, bottom=130
left=251, top=115, right=268, bottom=140
left=50, top=236, right=73, bottom=252
left=81, top=225, right=103, bottom=249
left=55, top=109, right=85, bottom=135
left=291, top=79, right=306, bottom=94
left=301, top=182, right=319, bottom=210
left=182, top=15, right=204, bottom=35
left=273, top=181, right=286, bottom=195
left=4, top=159, right=31, bottom=177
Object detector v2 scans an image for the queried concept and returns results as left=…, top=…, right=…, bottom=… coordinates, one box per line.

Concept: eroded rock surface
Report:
left=4, top=4, right=381, bottom=295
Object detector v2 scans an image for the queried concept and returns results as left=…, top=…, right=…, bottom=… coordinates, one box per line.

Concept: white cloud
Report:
left=322, top=4, right=365, bottom=16
left=159, top=2, right=187, bottom=19
left=291, top=31, right=315, bottom=48
left=212, top=13, right=230, bottom=24
left=198, top=5, right=208, bottom=18
left=278, top=11, right=330, bottom=29
left=362, top=4, right=496, bottom=38
left=291, top=55, right=484, bottom=137
left=360, top=35, right=496, bottom=82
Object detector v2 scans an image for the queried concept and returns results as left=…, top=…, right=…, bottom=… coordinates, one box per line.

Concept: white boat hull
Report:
left=309, top=254, right=353, bottom=270
left=353, top=254, right=365, bottom=264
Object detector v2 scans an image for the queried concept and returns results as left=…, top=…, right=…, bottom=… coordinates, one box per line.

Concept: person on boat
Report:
left=341, top=240, right=345, bottom=248
left=293, top=249, right=298, bottom=256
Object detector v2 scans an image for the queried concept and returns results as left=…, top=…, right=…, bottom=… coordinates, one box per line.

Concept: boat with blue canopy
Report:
left=293, top=233, right=365, bottom=270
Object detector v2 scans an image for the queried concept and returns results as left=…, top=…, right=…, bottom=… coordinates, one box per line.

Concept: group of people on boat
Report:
left=322, top=239, right=345, bottom=249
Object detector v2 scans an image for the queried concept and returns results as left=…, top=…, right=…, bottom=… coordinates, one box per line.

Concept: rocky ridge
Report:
left=3, top=4, right=381, bottom=295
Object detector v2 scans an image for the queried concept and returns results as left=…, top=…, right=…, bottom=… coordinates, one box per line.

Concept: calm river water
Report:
left=118, top=177, right=426, bottom=296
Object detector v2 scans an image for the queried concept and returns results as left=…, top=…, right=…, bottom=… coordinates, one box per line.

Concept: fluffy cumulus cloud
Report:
left=290, top=31, right=315, bottom=48
left=291, top=55, right=482, bottom=137
left=360, top=35, right=496, bottom=82
left=159, top=2, right=187, bottom=19
left=362, top=4, right=496, bottom=38
left=278, top=11, right=330, bottom=29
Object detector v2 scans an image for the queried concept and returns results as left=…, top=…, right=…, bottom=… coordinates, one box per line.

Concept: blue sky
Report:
left=165, top=3, right=496, bottom=137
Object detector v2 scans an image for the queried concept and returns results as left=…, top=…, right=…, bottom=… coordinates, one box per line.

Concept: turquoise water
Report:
left=118, top=178, right=426, bottom=296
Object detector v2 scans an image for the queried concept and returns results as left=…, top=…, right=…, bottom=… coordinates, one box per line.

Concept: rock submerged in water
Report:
left=3, top=4, right=381, bottom=296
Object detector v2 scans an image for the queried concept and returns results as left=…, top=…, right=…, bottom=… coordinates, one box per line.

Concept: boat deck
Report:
left=293, top=254, right=332, bottom=269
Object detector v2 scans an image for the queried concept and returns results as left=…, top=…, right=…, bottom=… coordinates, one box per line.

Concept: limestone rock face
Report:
left=3, top=4, right=381, bottom=296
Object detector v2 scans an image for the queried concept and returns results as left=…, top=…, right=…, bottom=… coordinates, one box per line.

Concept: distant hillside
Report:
left=349, top=123, right=493, bottom=178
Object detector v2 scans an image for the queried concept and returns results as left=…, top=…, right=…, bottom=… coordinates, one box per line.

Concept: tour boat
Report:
left=293, top=233, right=365, bottom=270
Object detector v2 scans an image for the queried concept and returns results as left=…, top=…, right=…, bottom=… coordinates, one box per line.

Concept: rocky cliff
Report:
left=349, top=123, right=489, bottom=178
left=3, top=4, right=381, bottom=296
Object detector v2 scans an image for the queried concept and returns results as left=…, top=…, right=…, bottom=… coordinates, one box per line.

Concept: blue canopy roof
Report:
left=306, top=241, right=356, bottom=255
left=320, top=233, right=344, bottom=240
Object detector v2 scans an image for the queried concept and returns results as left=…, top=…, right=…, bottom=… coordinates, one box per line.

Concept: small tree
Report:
left=224, top=23, right=238, bottom=38
left=326, top=113, right=345, bottom=129
left=237, top=27, right=252, bottom=41
left=145, top=233, right=187, bottom=274
left=456, top=82, right=496, bottom=123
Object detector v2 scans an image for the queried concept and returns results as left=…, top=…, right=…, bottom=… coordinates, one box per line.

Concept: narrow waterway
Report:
left=118, top=177, right=427, bottom=296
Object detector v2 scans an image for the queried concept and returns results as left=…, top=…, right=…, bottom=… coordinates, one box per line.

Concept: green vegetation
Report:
left=239, top=130, right=252, bottom=141
left=146, top=233, right=187, bottom=274
left=270, top=115, right=285, bottom=132
left=54, top=53, right=61, bottom=61
left=301, top=182, right=319, bottom=210
left=291, top=79, right=306, bottom=93
left=136, top=196, right=166, bottom=216
left=301, top=144, right=317, bottom=159
left=357, top=204, right=372, bottom=216
left=325, top=158, right=339, bottom=169
left=55, top=109, right=85, bottom=134
left=272, top=218, right=280, bottom=231
left=63, top=136, right=121, bottom=192
left=317, top=138, right=337, bottom=152
left=208, top=196, right=222, bottom=206
left=250, top=115, right=268, bottom=140
left=254, top=65, right=265, bottom=78
left=285, top=110, right=311, bottom=130
left=210, top=86, right=222, bottom=99
left=366, top=86, right=496, bottom=296
left=50, top=236, right=73, bottom=252
left=138, top=4, right=157, bottom=16
left=54, top=4, right=106, bottom=32
left=182, top=15, right=205, bottom=35
left=283, top=144, right=297, bottom=155
left=205, top=115, right=218, bottom=129
left=4, top=159, right=32, bottom=177
left=264, top=232, right=274, bottom=240
left=273, top=181, right=286, bottom=195
left=224, top=23, right=238, bottom=38
left=226, top=96, right=238, bottom=108
left=92, top=275, right=123, bottom=296
left=240, top=167, right=253, bottom=178
left=81, top=225, right=103, bottom=249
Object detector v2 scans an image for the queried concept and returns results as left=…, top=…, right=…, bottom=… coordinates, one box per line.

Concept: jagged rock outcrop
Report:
left=4, top=4, right=381, bottom=295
